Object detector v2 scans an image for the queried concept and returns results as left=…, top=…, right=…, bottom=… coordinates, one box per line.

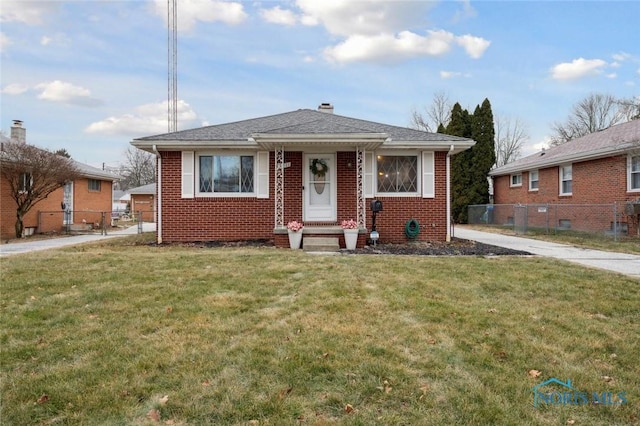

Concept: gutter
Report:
left=446, top=144, right=454, bottom=242
left=152, top=144, right=162, bottom=244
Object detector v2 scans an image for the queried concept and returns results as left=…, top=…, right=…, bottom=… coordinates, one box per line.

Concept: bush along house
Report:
left=131, top=104, right=475, bottom=248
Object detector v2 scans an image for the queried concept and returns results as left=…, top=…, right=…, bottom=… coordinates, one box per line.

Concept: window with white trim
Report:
left=19, top=172, right=32, bottom=192
left=510, top=173, right=522, bottom=187
left=376, top=154, right=418, bottom=193
left=198, top=154, right=254, bottom=194
left=529, top=170, right=539, bottom=191
left=629, top=155, right=640, bottom=191
left=560, top=164, right=572, bottom=195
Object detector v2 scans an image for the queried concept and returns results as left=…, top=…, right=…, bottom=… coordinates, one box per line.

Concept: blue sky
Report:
left=1, top=0, right=638, bottom=168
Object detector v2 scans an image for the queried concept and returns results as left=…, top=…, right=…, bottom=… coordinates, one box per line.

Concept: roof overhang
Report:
left=489, top=142, right=635, bottom=176
left=251, top=133, right=389, bottom=150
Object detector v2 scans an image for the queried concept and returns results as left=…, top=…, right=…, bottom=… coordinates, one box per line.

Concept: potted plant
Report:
left=310, top=158, right=328, bottom=194
left=341, top=219, right=359, bottom=250
left=287, top=220, right=304, bottom=249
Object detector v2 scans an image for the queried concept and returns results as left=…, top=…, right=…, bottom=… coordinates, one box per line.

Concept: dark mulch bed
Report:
left=159, top=238, right=530, bottom=256
left=354, top=238, right=531, bottom=256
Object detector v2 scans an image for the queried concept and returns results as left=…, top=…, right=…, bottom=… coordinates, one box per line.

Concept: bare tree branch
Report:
left=495, top=115, right=529, bottom=167
left=409, top=91, right=452, bottom=132
left=119, top=147, right=156, bottom=190
left=550, top=93, right=632, bottom=145
left=1, top=142, right=80, bottom=237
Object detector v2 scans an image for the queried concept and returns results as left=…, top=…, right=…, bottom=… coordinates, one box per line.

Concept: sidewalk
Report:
left=455, top=227, right=640, bottom=279
left=0, top=223, right=156, bottom=257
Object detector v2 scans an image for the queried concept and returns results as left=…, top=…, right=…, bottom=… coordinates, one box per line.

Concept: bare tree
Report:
left=120, top=147, right=156, bottom=190
left=410, top=91, right=452, bottom=132
left=550, top=93, right=631, bottom=145
left=494, top=115, right=529, bottom=167
left=1, top=142, right=80, bottom=238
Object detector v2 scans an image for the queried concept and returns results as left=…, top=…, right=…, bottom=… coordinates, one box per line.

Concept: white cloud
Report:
left=324, top=30, right=457, bottom=64
left=85, top=100, right=198, bottom=136
left=260, top=6, right=297, bottom=26
left=0, top=2, right=58, bottom=25
left=1, top=83, right=29, bottom=95
left=456, top=34, right=490, bottom=59
left=440, top=71, right=470, bottom=79
left=35, top=80, right=103, bottom=107
left=452, top=0, right=477, bottom=22
left=152, top=0, right=247, bottom=31
left=606, top=73, right=617, bottom=79
left=550, top=58, right=607, bottom=80
left=612, top=51, right=632, bottom=62
left=295, top=0, right=435, bottom=37
left=637, top=68, right=640, bottom=76
left=40, top=36, right=52, bottom=46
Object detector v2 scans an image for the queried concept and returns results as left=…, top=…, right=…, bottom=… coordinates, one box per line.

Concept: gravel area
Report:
left=353, top=238, right=531, bottom=256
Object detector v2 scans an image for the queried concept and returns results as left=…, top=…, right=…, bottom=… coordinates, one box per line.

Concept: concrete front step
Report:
left=303, top=236, right=340, bottom=252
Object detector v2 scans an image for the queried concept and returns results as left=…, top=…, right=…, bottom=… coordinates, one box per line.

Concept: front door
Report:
left=304, top=153, right=336, bottom=222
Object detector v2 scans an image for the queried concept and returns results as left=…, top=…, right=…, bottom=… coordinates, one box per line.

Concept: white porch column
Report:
left=356, top=147, right=365, bottom=228
left=275, top=146, right=285, bottom=228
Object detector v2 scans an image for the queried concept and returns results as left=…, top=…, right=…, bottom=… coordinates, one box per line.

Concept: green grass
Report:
left=1, top=237, right=639, bottom=425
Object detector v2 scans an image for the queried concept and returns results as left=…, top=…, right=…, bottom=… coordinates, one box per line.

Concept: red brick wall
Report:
left=159, top=150, right=451, bottom=244
left=492, top=155, right=638, bottom=235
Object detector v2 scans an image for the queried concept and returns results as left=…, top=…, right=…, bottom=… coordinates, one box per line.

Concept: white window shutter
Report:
left=256, top=151, right=269, bottom=198
left=181, top=151, right=194, bottom=198
left=364, top=152, right=375, bottom=197
left=422, top=151, right=434, bottom=198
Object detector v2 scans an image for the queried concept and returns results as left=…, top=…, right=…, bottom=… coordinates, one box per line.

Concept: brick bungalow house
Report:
left=127, top=183, right=156, bottom=222
left=131, top=104, right=475, bottom=248
left=489, top=119, right=640, bottom=236
left=0, top=121, right=119, bottom=239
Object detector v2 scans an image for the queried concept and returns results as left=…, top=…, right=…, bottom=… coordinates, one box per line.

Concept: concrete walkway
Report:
left=455, top=227, right=640, bottom=279
left=0, top=223, right=156, bottom=257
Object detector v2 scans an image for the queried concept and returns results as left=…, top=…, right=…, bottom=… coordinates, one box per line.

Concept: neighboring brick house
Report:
left=131, top=104, right=475, bottom=247
left=127, top=183, right=156, bottom=222
left=489, top=119, right=640, bottom=236
left=0, top=121, right=119, bottom=239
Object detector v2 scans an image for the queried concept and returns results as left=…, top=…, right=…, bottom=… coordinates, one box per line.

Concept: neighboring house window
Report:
left=510, top=173, right=522, bottom=187
left=560, top=164, right=572, bottom=195
left=629, top=155, right=640, bottom=191
left=376, top=155, right=418, bottom=193
left=529, top=170, right=539, bottom=191
left=88, top=179, right=101, bottom=191
left=198, top=154, right=254, bottom=194
left=19, top=172, right=32, bottom=192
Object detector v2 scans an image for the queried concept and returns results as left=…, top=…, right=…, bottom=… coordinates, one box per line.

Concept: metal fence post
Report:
left=138, top=210, right=143, bottom=234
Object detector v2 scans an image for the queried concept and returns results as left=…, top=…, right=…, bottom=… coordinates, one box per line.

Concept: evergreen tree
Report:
left=446, top=99, right=496, bottom=223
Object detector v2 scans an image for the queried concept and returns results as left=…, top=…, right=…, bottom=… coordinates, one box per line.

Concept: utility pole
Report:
left=168, top=0, right=177, bottom=133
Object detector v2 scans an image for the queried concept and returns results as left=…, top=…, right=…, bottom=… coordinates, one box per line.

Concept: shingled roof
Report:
left=134, top=108, right=472, bottom=143
left=490, top=119, right=640, bottom=176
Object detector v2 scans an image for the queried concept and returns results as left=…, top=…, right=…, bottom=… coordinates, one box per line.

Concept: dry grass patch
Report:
left=1, top=239, right=638, bottom=425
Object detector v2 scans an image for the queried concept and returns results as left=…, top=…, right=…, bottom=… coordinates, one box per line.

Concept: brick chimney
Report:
left=11, top=120, right=26, bottom=144
left=317, top=103, right=334, bottom=114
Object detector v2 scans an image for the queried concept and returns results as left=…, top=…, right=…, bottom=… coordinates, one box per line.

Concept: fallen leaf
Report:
left=202, top=380, right=210, bottom=386
left=566, top=420, right=575, bottom=425
left=528, top=369, right=541, bottom=378
left=488, top=308, right=498, bottom=313
left=345, top=404, right=354, bottom=413
left=427, top=338, right=437, bottom=345
left=322, top=352, right=330, bottom=358
left=609, top=353, right=617, bottom=359
left=159, top=395, right=169, bottom=406
left=278, top=387, right=293, bottom=399
left=36, top=394, right=49, bottom=404
left=601, top=375, right=613, bottom=382
left=419, top=385, right=429, bottom=394
left=166, top=306, right=172, bottom=313
left=147, top=409, right=160, bottom=422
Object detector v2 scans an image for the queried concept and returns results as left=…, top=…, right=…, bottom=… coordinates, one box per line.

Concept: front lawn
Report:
left=1, top=239, right=638, bottom=425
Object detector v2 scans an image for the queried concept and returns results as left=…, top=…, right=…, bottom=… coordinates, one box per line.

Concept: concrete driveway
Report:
left=0, top=223, right=156, bottom=257
left=455, top=227, right=640, bottom=279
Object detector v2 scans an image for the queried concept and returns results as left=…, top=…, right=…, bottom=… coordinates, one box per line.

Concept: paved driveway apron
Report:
left=455, top=227, right=640, bottom=279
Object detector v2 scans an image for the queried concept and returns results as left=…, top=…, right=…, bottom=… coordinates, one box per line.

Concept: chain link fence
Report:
left=468, top=203, right=635, bottom=241
left=36, top=209, right=154, bottom=236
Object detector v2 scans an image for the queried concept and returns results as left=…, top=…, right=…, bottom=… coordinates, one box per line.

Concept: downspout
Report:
left=446, top=145, right=454, bottom=242
left=152, top=144, right=162, bottom=244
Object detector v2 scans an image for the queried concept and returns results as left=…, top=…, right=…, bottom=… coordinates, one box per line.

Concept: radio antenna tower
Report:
left=167, top=0, right=178, bottom=133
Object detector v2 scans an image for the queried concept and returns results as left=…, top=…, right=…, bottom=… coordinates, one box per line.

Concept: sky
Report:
left=1, top=0, right=639, bottom=169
